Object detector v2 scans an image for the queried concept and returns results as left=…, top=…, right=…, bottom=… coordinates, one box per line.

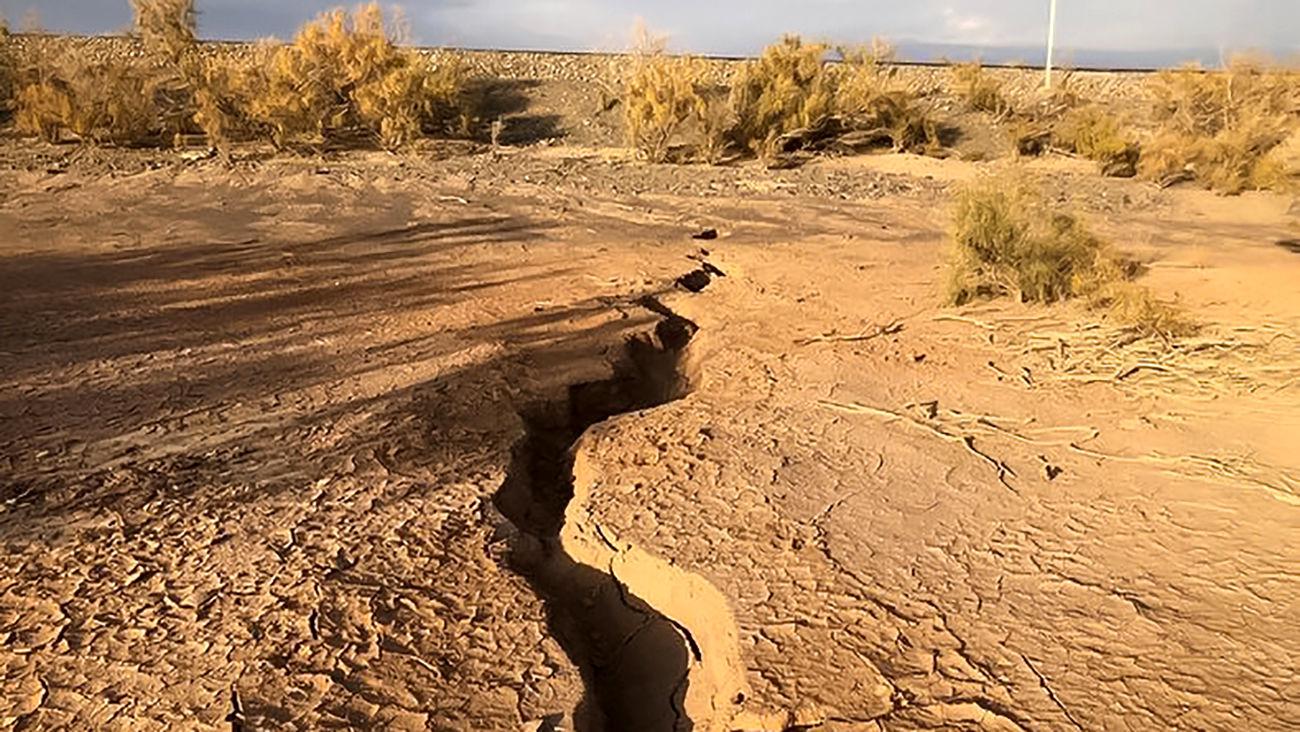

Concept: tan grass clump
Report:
left=1139, top=60, right=1299, bottom=193
left=952, top=62, right=1010, bottom=116
left=1092, top=284, right=1197, bottom=340
left=1055, top=106, right=1130, bottom=160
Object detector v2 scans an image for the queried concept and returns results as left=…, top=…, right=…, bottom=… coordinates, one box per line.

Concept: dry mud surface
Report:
left=1, top=143, right=1298, bottom=731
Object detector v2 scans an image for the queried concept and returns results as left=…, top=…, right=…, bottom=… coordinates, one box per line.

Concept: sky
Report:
left=3, top=1, right=1297, bottom=67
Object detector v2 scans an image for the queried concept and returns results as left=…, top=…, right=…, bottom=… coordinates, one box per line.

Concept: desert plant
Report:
left=693, top=85, right=735, bottom=163
left=1090, top=283, right=1197, bottom=339
left=952, top=62, right=1010, bottom=116
left=233, top=4, right=466, bottom=149
left=1055, top=106, right=1128, bottom=160
left=834, top=43, right=940, bottom=154
left=132, top=0, right=197, bottom=66
left=945, top=177, right=1111, bottom=304
left=730, top=36, right=837, bottom=151
left=1054, top=104, right=1140, bottom=175
left=1, top=16, right=13, bottom=116
left=15, top=57, right=166, bottom=144
left=13, top=0, right=206, bottom=146
left=622, top=50, right=708, bottom=162
left=1139, top=60, right=1298, bottom=192
left=832, top=40, right=897, bottom=110
left=11, top=1, right=469, bottom=150
left=12, top=28, right=170, bottom=145
left=945, top=176, right=1194, bottom=337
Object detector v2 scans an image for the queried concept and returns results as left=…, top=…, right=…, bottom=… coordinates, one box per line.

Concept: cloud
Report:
left=940, top=6, right=996, bottom=44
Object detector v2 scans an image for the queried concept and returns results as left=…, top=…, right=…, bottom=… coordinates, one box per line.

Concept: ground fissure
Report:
left=491, top=291, right=747, bottom=731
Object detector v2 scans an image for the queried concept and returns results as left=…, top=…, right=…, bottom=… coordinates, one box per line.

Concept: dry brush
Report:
left=9, top=1, right=472, bottom=150
left=622, top=34, right=939, bottom=165
left=946, top=175, right=1194, bottom=339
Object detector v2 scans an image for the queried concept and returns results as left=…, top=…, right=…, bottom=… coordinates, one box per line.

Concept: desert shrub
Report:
left=952, top=62, right=1010, bottom=116
left=720, top=37, right=938, bottom=160
left=945, top=177, right=1127, bottom=305
left=12, top=1, right=197, bottom=145
left=1, top=16, right=13, bottom=116
left=946, top=179, right=1108, bottom=304
left=232, top=5, right=465, bottom=149
left=946, top=176, right=1193, bottom=336
left=616, top=33, right=938, bottom=164
left=1055, top=106, right=1129, bottom=160
left=132, top=0, right=197, bottom=66
left=1091, top=283, right=1197, bottom=339
left=730, top=36, right=837, bottom=152
left=1009, top=118, right=1053, bottom=156
left=12, top=1, right=468, bottom=150
left=833, top=40, right=897, bottom=112
left=694, top=87, right=736, bottom=163
left=13, top=42, right=168, bottom=144
left=1054, top=104, right=1140, bottom=175
left=185, top=4, right=467, bottom=150
left=1139, top=60, right=1299, bottom=192
left=622, top=51, right=708, bottom=162
left=834, top=43, right=939, bottom=154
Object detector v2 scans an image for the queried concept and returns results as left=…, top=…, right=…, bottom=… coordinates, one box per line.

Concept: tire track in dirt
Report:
left=492, top=269, right=748, bottom=731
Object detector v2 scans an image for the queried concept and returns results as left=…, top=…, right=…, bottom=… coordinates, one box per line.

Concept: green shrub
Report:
left=946, top=176, right=1195, bottom=338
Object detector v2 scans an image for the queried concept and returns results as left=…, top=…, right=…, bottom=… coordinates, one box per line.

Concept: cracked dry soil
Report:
left=493, top=302, right=745, bottom=732
left=1, top=145, right=1299, bottom=731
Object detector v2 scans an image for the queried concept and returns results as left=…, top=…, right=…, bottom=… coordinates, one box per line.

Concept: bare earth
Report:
left=1, top=140, right=1298, bottom=731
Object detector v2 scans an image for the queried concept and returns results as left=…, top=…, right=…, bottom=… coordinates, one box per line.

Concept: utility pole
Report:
left=1045, top=0, right=1058, bottom=88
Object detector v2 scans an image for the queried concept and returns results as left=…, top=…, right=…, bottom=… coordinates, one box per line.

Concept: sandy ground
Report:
left=0, top=141, right=1298, bottom=731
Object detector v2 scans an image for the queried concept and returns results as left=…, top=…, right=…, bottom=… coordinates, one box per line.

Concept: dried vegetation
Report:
left=1139, top=60, right=1299, bottom=193
left=622, top=34, right=939, bottom=165
left=9, top=1, right=471, bottom=150
left=621, top=37, right=716, bottom=163
left=1004, top=74, right=1140, bottom=177
left=951, top=62, right=1011, bottom=117
left=1005, top=59, right=1298, bottom=191
left=946, top=176, right=1194, bottom=339
left=0, top=16, right=16, bottom=120
left=1053, top=104, right=1140, bottom=176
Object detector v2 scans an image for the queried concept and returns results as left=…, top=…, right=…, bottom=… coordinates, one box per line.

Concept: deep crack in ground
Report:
left=493, top=295, right=717, bottom=732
